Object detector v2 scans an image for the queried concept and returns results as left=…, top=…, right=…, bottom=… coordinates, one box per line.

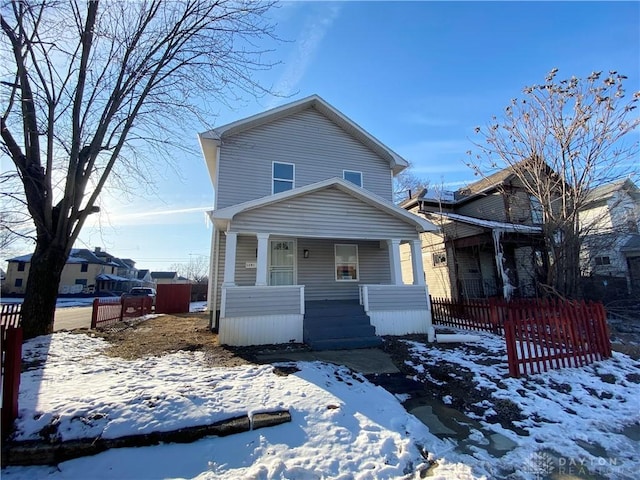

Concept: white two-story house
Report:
left=199, top=95, right=437, bottom=348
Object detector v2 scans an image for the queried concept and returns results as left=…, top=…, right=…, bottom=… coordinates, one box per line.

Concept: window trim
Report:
left=432, top=251, right=447, bottom=267
left=272, top=161, right=295, bottom=194
left=335, top=244, right=359, bottom=282
left=343, top=170, right=363, bottom=187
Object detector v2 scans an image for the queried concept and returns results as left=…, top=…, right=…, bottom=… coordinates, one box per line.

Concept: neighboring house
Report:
left=137, top=269, right=154, bottom=286
left=151, top=271, right=189, bottom=284
left=579, top=178, right=640, bottom=295
left=0, top=268, right=6, bottom=290
left=4, top=247, right=144, bottom=295
left=401, top=166, right=548, bottom=301
left=198, top=95, right=437, bottom=348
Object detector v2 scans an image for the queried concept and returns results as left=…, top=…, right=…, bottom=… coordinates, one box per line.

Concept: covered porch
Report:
left=208, top=179, right=437, bottom=347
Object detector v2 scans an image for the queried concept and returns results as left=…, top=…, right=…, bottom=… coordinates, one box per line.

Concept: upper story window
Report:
left=17, top=262, right=25, bottom=272
left=595, top=256, right=611, bottom=266
left=343, top=170, right=363, bottom=187
left=81, top=263, right=88, bottom=272
left=273, top=162, right=294, bottom=194
left=530, top=195, right=543, bottom=224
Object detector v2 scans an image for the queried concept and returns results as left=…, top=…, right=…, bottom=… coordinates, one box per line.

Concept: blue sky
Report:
left=14, top=1, right=640, bottom=272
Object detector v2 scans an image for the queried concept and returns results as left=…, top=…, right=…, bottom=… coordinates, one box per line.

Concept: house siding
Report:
left=298, top=239, right=390, bottom=301
left=223, top=286, right=301, bottom=317
left=230, top=187, right=419, bottom=239
left=216, top=109, right=393, bottom=209
left=457, top=192, right=508, bottom=222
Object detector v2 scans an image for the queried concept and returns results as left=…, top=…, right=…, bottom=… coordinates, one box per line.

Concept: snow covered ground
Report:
left=1, top=297, right=96, bottom=308
left=2, top=330, right=639, bottom=479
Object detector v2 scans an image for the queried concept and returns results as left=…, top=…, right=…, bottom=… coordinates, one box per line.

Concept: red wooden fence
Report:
left=504, top=299, right=611, bottom=378
left=430, top=297, right=504, bottom=334
left=91, top=296, right=153, bottom=329
left=430, top=296, right=612, bottom=377
left=1, top=303, right=23, bottom=437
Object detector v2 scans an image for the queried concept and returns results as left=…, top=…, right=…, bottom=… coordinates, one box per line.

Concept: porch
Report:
left=215, top=233, right=432, bottom=347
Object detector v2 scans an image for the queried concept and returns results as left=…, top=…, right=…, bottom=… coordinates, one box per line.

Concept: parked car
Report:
left=123, top=287, right=156, bottom=306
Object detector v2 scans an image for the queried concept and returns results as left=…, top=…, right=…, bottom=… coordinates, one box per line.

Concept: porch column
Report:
left=222, top=231, right=237, bottom=287
left=411, top=239, right=426, bottom=286
left=387, top=239, right=403, bottom=285
left=255, top=233, right=269, bottom=286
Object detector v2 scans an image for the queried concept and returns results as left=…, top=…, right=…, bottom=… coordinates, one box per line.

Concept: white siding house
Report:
left=199, top=95, right=437, bottom=347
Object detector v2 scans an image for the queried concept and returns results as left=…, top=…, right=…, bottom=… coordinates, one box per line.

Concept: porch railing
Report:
left=359, top=284, right=429, bottom=312
left=221, top=285, right=305, bottom=318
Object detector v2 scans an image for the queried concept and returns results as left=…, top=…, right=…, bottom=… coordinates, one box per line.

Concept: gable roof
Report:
left=137, top=269, right=150, bottom=280
left=583, top=178, right=640, bottom=205
left=209, top=177, right=437, bottom=234
left=199, top=95, right=410, bottom=184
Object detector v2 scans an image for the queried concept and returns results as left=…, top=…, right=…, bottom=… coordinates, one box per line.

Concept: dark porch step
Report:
left=304, top=314, right=372, bottom=327
left=304, top=324, right=377, bottom=340
left=307, top=336, right=383, bottom=351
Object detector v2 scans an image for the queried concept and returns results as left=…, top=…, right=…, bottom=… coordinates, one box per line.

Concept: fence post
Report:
left=91, top=298, right=99, bottom=329
left=2, top=326, right=23, bottom=436
left=119, top=296, right=124, bottom=322
left=503, top=317, right=520, bottom=378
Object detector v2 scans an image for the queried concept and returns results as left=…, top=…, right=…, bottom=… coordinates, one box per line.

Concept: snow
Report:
left=402, top=328, right=640, bottom=479
left=430, top=211, right=543, bottom=233
left=3, top=329, right=639, bottom=479
left=3, top=333, right=479, bottom=479
left=0, top=297, right=97, bottom=308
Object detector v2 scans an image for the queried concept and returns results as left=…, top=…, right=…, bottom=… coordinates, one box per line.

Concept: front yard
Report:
left=2, top=314, right=639, bottom=479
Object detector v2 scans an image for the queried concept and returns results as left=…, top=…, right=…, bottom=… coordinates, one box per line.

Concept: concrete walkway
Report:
left=255, top=348, right=399, bottom=375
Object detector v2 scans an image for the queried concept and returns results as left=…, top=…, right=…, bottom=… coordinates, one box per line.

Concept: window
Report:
left=273, top=162, right=294, bottom=194
left=335, top=244, right=358, bottom=281
left=530, top=196, right=543, bottom=224
left=432, top=252, right=447, bottom=267
left=14, top=278, right=22, bottom=287
left=17, top=262, right=25, bottom=272
left=81, top=263, right=88, bottom=272
left=343, top=170, right=362, bottom=187
left=595, top=256, right=611, bottom=266
left=75, top=279, right=87, bottom=286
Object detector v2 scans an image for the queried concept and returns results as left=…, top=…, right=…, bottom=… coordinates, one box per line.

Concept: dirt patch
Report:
left=90, top=314, right=310, bottom=367
left=91, top=314, right=250, bottom=367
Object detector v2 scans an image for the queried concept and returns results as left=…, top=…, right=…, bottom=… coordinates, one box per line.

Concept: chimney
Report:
left=94, top=247, right=101, bottom=253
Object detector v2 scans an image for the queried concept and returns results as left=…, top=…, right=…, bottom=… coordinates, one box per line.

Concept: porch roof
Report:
left=208, top=178, right=437, bottom=234
left=428, top=212, right=543, bottom=234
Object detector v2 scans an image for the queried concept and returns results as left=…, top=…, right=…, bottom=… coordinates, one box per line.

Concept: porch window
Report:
left=432, top=251, right=447, bottom=267
left=335, top=244, right=359, bottom=281
left=343, top=170, right=362, bottom=187
left=273, top=162, right=294, bottom=194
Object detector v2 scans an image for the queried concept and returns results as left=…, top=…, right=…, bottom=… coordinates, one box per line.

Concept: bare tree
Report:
left=394, top=165, right=428, bottom=204
left=468, top=69, right=639, bottom=299
left=169, top=255, right=208, bottom=284
left=1, top=0, right=278, bottom=338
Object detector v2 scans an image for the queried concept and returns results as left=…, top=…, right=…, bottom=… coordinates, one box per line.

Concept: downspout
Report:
left=209, top=225, right=220, bottom=331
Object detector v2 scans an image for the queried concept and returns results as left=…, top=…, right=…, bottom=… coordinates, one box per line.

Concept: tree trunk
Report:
left=21, top=242, right=69, bottom=339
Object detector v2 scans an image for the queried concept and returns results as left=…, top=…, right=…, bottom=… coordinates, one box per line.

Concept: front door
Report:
left=269, top=239, right=296, bottom=286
